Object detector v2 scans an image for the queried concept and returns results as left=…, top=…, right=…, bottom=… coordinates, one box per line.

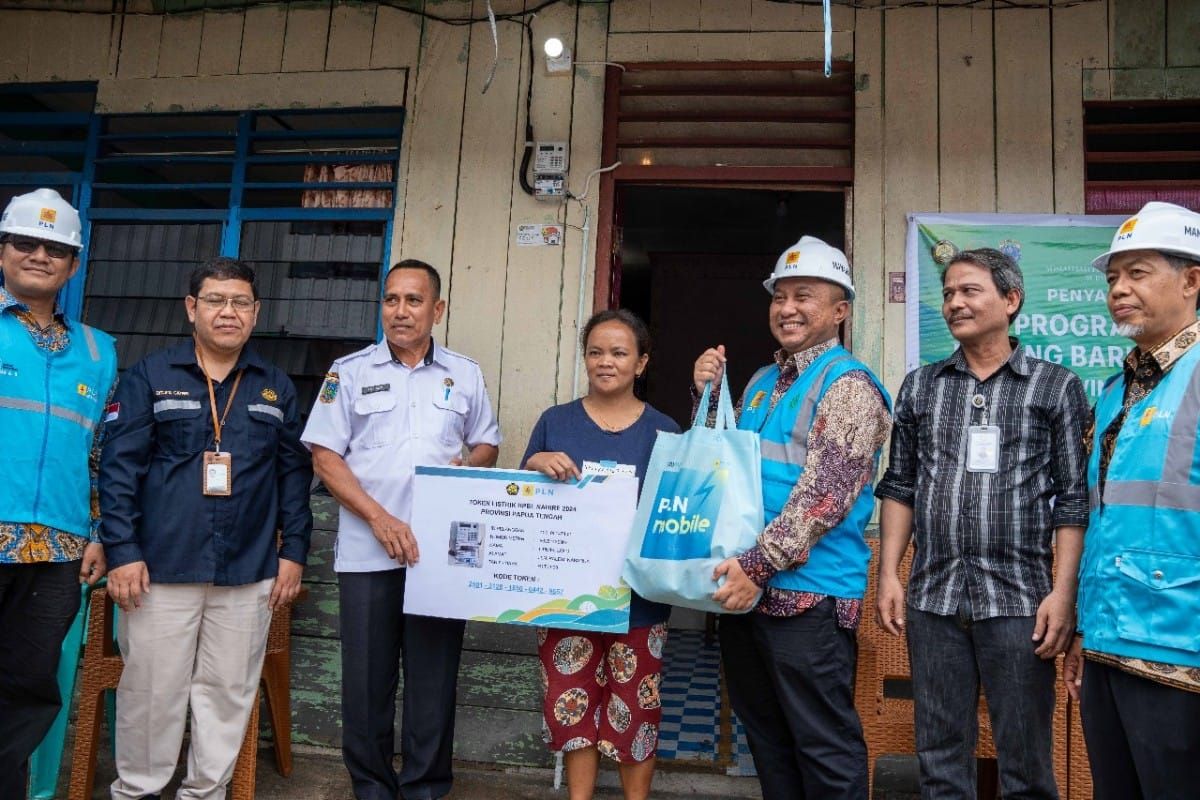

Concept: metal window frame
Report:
left=0, top=97, right=404, bottom=322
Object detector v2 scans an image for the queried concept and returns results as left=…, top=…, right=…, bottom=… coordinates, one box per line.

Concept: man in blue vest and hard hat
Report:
left=0, top=188, right=118, bottom=798
left=692, top=236, right=892, bottom=799
left=1066, top=200, right=1200, bottom=799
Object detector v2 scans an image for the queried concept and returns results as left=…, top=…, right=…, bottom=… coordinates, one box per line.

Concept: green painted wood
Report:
left=289, top=635, right=549, bottom=765
left=1167, top=0, right=1200, bottom=67
left=303, top=529, right=338, bottom=585
left=292, top=580, right=341, bottom=638
left=1112, top=0, right=1167, bottom=69
left=1112, top=68, right=1168, bottom=99
left=311, top=494, right=340, bottom=531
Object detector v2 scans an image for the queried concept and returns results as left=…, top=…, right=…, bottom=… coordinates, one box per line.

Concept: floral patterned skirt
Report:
left=537, top=622, right=667, bottom=763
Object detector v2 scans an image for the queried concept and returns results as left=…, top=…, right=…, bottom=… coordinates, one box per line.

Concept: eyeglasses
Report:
left=3, top=235, right=76, bottom=260
left=193, top=294, right=257, bottom=312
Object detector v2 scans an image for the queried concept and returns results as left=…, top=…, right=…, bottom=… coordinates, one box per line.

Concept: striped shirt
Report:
left=875, top=340, right=1090, bottom=619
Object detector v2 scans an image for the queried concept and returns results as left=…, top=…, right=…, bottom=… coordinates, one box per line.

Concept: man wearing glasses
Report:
left=101, top=257, right=312, bottom=800
left=0, top=188, right=117, bottom=798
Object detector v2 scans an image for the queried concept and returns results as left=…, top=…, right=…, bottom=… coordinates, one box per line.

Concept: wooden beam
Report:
left=618, top=109, right=853, bottom=123
left=1086, top=150, right=1200, bottom=163
left=611, top=164, right=853, bottom=183
left=619, top=60, right=854, bottom=72
left=619, top=83, right=853, bottom=98
left=617, top=136, right=851, bottom=149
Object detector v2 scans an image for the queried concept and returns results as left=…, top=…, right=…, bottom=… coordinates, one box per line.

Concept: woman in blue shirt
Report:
left=522, top=309, right=680, bottom=800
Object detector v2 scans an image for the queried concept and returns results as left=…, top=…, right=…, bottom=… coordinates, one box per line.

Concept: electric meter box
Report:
left=534, top=141, right=569, bottom=175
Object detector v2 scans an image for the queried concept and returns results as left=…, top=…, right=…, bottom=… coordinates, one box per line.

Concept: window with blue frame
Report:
left=1, top=83, right=404, bottom=411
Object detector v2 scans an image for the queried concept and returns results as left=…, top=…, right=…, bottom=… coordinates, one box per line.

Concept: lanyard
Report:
left=196, top=347, right=244, bottom=453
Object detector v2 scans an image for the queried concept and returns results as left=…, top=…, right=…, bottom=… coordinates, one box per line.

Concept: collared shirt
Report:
left=699, top=338, right=892, bottom=627
left=301, top=338, right=501, bottom=573
left=0, top=285, right=113, bottom=564
left=100, top=339, right=313, bottom=585
left=875, top=339, right=1090, bottom=620
left=1085, top=318, right=1200, bottom=693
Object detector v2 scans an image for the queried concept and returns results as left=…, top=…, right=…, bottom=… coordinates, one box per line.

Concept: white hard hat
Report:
left=0, top=188, right=83, bottom=250
left=1092, top=201, right=1200, bottom=271
left=764, top=235, right=855, bottom=300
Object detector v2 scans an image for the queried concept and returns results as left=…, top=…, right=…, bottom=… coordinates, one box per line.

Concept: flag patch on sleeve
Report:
left=104, top=402, right=120, bottom=423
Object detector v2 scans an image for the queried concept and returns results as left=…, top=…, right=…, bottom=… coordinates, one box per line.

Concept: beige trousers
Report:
left=110, top=579, right=274, bottom=800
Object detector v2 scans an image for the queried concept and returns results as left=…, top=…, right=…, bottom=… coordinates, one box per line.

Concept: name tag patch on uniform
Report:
left=154, top=389, right=191, bottom=397
left=362, top=383, right=390, bottom=395
left=319, top=372, right=340, bottom=404
left=104, top=402, right=120, bottom=422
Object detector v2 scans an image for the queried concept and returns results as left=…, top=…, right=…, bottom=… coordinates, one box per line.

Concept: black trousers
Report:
left=339, top=569, right=465, bottom=800
left=719, top=599, right=869, bottom=800
left=1081, top=658, right=1200, bottom=800
left=0, top=560, right=82, bottom=800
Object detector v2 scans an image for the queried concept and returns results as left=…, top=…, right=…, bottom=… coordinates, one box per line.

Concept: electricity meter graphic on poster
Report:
left=639, top=465, right=726, bottom=561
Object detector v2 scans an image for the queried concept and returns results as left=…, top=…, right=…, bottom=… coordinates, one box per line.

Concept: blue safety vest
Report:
left=0, top=313, right=117, bottom=537
left=737, top=345, right=891, bottom=598
left=1079, top=343, right=1200, bottom=667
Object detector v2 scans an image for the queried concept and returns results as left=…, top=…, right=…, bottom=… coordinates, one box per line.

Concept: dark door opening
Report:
left=615, top=185, right=847, bottom=431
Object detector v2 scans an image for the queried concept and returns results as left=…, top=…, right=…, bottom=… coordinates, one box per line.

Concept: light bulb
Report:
left=544, top=38, right=564, bottom=58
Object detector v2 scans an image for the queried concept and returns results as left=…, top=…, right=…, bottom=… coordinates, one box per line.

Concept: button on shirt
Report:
left=875, top=341, right=1090, bottom=620
left=301, top=339, right=501, bottom=573
left=100, top=340, right=314, bottom=585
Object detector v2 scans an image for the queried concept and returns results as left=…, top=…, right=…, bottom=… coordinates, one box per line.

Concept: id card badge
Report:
left=203, top=451, right=233, bottom=496
left=966, top=425, right=1000, bottom=473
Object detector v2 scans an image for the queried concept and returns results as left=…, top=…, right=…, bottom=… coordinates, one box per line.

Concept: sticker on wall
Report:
left=515, top=223, right=563, bottom=247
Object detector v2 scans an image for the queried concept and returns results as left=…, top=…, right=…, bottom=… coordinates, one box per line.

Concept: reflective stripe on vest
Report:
left=757, top=354, right=855, bottom=466
left=0, top=394, right=95, bottom=432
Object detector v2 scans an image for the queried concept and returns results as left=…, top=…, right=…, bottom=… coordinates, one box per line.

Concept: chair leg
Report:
left=261, top=649, right=293, bottom=777
left=230, top=693, right=261, bottom=800
left=67, top=688, right=104, bottom=800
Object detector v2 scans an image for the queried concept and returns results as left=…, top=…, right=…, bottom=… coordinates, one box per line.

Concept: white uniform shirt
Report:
left=301, top=339, right=501, bottom=572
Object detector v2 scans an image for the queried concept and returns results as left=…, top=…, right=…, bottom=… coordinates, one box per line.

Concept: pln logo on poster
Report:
left=640, top=467, right=725, bottom=561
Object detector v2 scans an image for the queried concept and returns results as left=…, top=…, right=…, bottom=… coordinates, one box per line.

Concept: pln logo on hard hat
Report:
left=1116, top=218, right=1137, bottom=242
left=785, top=251, right=800, bottom=266
left=38, top=207, right=57, bottom=230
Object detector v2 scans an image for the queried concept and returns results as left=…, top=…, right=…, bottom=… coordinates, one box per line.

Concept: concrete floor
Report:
left=80, top=741, right=920, bottom=799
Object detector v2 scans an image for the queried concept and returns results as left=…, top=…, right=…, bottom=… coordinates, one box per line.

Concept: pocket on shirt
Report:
left=152, top=400, right=206, bottom=453
left=1115, top=548, right=1200, bottom=653
left=353, top=392, right=397, bottom=449
left=247, top=403, right=285, bottom=456
left=432, top=396, right=469, bottom=446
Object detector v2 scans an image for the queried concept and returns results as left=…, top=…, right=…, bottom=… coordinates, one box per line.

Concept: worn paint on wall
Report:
left=2, top=0, right=1197, bottom=767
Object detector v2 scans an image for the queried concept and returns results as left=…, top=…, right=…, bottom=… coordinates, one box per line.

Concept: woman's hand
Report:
left=524, top=452, right=582, bottom=482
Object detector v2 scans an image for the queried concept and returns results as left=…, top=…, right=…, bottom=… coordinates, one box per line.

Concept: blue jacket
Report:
left=0, top=312, right=116, bottom=537
left=1079, top=343, right=1200, bottom=667
left=100, top=340, right=313, bottom=585
left=737, top=345, right=891, bottom=599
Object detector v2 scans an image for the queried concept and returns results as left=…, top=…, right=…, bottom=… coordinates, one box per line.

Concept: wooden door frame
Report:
left=593, top=64, right=855, bottom=347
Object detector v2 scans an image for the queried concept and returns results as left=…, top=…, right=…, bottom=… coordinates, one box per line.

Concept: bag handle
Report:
left=694, top=372, right=738, bottom=431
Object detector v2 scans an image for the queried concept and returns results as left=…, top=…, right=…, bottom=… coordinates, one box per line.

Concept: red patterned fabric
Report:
left=538, top=623, right=667, bottom=763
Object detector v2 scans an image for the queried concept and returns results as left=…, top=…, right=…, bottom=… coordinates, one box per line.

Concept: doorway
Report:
left=616, top=184, right=847, bottom=429
left=612, top=183, right=847, bottom=771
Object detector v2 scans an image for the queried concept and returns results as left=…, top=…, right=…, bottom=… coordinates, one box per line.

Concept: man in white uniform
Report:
left=302, top=259, right=500, bottom=800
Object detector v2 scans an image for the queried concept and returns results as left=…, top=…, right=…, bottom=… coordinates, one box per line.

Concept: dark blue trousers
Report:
left=907, top=600, right=1058, bottom=800
left=338, top=569, right=465, bottom=800
left=0, top=561, right=82, bottom=800
left=1081, top=658, right=1200, bottom=800
left=720, top=598, right=868, bottom=800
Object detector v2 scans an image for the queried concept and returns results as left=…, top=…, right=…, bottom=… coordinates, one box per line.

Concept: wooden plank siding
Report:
left=3, top=0, right=1194, bottom=769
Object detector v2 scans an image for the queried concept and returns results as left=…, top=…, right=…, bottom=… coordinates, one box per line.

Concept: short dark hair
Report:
left=189, top=256, right=257, bottom=299
left=385, top=259, right=441, bottom=299
left=944, top=247, right=1025, bottom=321
left=581, top=308, right=651, bottom=357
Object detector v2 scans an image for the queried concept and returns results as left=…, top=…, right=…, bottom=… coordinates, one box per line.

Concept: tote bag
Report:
left=622, top=374, right=764, bottom=613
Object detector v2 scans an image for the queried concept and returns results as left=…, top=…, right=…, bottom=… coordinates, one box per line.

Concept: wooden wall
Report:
left=1, top=0, right=1197, bottom=768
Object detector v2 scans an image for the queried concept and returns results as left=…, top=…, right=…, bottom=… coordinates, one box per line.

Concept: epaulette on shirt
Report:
left=333, top=342, right=378, bottom=368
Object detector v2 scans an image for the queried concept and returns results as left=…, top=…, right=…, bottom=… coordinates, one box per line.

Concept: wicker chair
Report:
left=857, top=538, right=1091, bottom=798
left=67, top=586, right=304, bottom=799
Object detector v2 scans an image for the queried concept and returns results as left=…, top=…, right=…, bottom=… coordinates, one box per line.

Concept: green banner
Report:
left=907, top=214, right=1127, bottom=401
